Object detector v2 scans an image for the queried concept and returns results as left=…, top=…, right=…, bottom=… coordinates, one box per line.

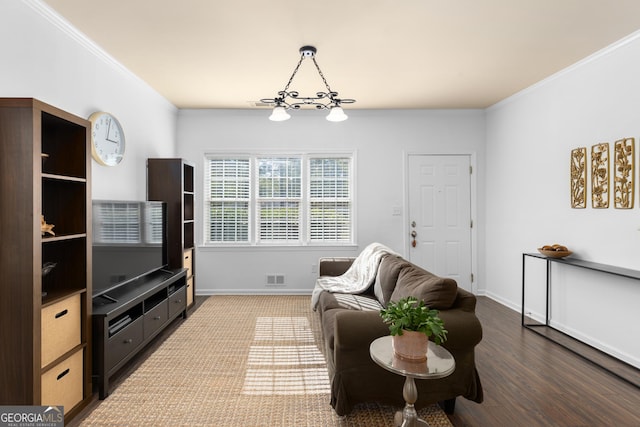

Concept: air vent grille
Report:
left=249, top=101, right=276, bottom=108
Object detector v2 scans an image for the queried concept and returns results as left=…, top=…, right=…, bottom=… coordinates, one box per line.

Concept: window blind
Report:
left=309, top=158, right=352, bottom=242
left=207, top=158, right=250, bottom=242
left=258, top=157, right=301, bottom=243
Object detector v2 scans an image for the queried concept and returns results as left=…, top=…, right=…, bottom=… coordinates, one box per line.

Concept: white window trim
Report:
left=203, top=151, right=356, bottom=247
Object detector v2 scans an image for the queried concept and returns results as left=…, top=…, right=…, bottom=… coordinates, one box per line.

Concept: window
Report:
left=258, top=157, right=301, bottom=242
left=207, top=158, right=250, bottom=242
left=309, top=158, right=351, bottom=242
left=205, top=154, right=353, bottom=245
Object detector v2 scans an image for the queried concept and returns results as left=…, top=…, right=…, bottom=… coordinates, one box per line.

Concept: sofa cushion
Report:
left=374, top=255, right=411, bottom=306
left=333, top=293, right=383, bottom=311
left=390, top=264, right=458, bottom=309
left=318, top=291, right=382, bottom=313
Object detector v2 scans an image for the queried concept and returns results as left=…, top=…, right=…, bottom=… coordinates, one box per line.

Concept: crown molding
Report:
left=24, top=0, right=176, bottom=110
left=488, top=29, right=640, bottom=112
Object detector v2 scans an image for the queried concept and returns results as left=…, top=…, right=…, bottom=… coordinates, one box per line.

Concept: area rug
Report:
left=78, top=295, right=452, bottom=426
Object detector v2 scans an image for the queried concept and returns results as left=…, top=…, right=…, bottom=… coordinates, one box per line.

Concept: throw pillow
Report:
left=374, top=255, right=411, bottom=306
left=390, top=264, right=458, bottom=309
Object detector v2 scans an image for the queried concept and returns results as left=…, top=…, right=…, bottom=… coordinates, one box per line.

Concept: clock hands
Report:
left=104, top=117, right=120, bottom=143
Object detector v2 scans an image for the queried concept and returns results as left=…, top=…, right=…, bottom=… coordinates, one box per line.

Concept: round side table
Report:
left=369, top=335, right=455, bottom=427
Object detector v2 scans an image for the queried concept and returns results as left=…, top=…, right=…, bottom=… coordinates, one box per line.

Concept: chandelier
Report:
left=260, top=46, right=356, bottom=122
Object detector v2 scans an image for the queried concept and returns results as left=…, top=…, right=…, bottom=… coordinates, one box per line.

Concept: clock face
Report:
left=89, top=112, right=126, bottom=166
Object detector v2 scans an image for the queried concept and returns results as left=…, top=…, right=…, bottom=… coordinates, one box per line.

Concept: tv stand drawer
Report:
left=106, top=316, right=143, bottom=371
left=169, top=285, right=186, bottom=318
left=144, top=299, right=169, bottom=339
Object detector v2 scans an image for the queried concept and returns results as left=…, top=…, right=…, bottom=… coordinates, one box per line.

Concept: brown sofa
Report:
left=315, top=254, right=483, bottom=416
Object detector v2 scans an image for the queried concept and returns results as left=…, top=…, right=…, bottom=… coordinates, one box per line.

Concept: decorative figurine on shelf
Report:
left=41, top=215, right=55, bottom=236
left=42, top=262, right=57, bottom=276
left=41, top=261, right=57, bottom=298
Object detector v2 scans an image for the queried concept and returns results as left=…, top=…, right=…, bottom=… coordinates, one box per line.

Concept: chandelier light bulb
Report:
left=269, top=106, right=291, bottom=121
left=326, top=106, right=348, bottom=122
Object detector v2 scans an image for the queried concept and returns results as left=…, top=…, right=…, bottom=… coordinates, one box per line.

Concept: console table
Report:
left=92, top=268, right=187, bottom=398
left=522, top=253, right=639, bottom=388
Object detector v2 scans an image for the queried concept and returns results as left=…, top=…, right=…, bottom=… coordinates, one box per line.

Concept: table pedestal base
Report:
left=394, top=375, right=430, bottom=427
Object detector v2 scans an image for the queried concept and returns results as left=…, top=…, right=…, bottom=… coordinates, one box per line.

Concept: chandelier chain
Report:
left=283, top=55, right=305, bottom=93
left=312, top=57, right=333, bottom=93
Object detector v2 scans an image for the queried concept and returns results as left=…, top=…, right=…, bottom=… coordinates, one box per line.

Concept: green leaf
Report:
left=379, top=296, right=447, bottom=344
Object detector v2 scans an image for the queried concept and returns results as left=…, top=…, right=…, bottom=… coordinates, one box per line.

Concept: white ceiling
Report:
left=43, top=0, right=640, bottom=109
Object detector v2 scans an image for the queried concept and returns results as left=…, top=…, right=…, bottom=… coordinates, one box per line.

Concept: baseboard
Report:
left=480, top=290, right=521, bottom=313
left=197, top=289, right=312, bottom=296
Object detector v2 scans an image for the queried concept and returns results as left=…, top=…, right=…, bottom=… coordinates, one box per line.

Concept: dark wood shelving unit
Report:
left=0, top=98, right=92, bottom=421
left=147, top=159, right=196, bottom=308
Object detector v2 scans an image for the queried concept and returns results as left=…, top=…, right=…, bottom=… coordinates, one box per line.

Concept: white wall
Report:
left=177, top=108, right=485, bottom=294
left=486, top=32, right=640, bottom=367
left=0, top=1, right=177, bottom=200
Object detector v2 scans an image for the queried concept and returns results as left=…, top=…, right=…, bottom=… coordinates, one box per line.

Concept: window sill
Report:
left=198, top=244, right=358, bottom=252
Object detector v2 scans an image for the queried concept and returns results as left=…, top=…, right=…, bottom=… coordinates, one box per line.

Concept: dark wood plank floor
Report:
left=71, top=296, right=639, bottom=426
left=447, top=297, right=640, bottom=427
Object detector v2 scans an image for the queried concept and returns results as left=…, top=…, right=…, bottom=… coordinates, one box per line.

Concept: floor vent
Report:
left=266, top=274, right=285, bottom=286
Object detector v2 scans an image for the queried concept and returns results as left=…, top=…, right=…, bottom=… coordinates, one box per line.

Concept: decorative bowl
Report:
left=537, top=248, right=572, bottom=258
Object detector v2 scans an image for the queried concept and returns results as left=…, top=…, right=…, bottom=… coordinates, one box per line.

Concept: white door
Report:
left=408, top=154, right=472, bottom=291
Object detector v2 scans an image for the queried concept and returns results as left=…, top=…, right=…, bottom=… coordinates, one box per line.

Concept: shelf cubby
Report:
left=42, top=237, right=87, bottom=298
left=42, top=178, right=87, bottom=236
left=41, top=111, right=87, bottom=178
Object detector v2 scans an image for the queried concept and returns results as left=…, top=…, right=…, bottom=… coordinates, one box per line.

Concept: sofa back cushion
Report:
left=374, top=255, right=411, bottom=306
left=390, top=264, right=458, bottom=309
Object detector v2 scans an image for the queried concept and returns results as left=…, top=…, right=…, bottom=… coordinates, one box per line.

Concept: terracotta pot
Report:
left=392, top=330, right=428, bottom=362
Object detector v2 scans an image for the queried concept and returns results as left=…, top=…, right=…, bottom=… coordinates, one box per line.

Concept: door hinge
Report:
left=470, top=219, right=473, bottom=228
left=471, top=273, right=474, bottom=283
left=469, top=165, right=473, bottom=174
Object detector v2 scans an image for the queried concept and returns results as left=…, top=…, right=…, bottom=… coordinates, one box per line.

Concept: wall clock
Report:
left=89, top=111, right=126, bottom=166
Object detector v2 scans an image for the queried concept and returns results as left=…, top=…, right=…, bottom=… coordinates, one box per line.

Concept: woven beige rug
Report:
left=78, top=295, right=452, bottom=426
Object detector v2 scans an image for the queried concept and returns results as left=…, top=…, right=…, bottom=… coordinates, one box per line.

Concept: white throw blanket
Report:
left=311, top=242, right=398, bottom=310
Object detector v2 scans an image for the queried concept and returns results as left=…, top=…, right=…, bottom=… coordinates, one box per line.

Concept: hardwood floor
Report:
left=447, top=297, right=640, bottom=426
left=71, top=296, right=639, bottom=426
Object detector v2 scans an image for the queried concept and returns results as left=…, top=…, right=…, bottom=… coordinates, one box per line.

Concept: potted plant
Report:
left=379, top=296, right=448, bottom=362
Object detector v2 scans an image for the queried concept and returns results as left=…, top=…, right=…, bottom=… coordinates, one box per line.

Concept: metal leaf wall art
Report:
left=591, top=143, right=609, bottom=208
left=570, top=147, right=587, bottom=208
left=613, top=137, right=634, bottom=209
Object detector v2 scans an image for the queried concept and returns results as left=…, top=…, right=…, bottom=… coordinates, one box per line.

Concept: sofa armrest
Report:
left=319, top=257, right=355, bottom=277
left=453, top=287, right=477, bottom=312
left=334, top=310, right=389, bottom=351
left=438, top=308, right=483, bottom=350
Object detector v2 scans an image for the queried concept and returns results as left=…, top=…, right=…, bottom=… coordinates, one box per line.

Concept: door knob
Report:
left=411, top=231, right=417, bottom=238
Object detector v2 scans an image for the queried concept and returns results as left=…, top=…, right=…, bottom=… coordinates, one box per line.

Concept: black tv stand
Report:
left=92, top=268, right=188, bottom=399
